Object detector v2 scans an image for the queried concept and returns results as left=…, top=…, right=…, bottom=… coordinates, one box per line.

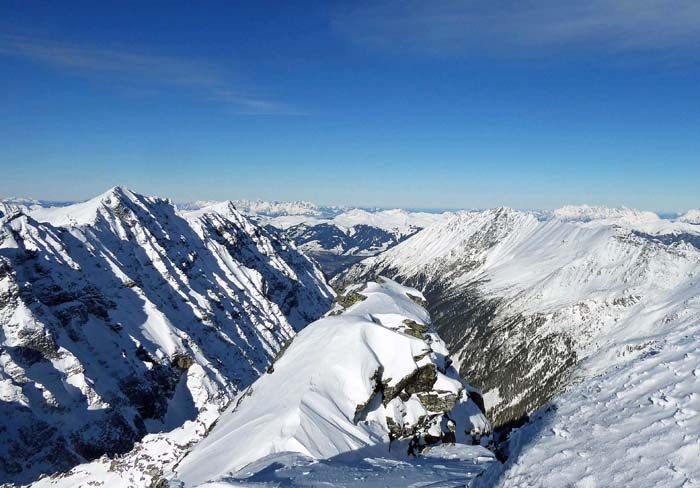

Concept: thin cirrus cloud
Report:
left=0, top=34, right=299, bottom=114
left=333, top=0, right=700, bottom=60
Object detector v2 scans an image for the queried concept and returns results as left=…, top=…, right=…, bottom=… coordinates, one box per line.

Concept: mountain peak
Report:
left=27, top=186, right=144, bottom=227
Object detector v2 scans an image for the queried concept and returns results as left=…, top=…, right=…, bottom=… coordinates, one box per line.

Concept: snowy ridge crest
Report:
left=174, top=278, right=491, bottom=486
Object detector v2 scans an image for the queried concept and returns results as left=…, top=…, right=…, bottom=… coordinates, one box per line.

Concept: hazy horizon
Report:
left=2, top=1, right=699, bottom=212
left=0, top=185, right=695, bottom=216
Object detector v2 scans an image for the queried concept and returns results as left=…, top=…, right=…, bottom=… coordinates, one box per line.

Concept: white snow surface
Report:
left=477, top=301, right=700, bottom=487
left=175, top=278, right=490, bottom=487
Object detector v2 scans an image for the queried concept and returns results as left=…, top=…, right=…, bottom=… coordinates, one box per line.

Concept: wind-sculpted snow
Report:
left=339, top=207, right=700, bottom=429
left=174, top=278, right=491, bottom=487
left=475, top=296, right=700, bottom=487
left=0, top=187, right=333, bottom=484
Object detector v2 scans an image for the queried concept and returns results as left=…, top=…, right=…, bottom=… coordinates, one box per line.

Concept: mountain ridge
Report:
left=338, top=206, right=700, bottom=427
left=0, top=187, right=333, bottom=484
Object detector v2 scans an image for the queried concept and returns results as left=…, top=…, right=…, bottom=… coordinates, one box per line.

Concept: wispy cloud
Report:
left=333, top=1, right=700, bottom=60
left=0, top=34, right=300, bottom=114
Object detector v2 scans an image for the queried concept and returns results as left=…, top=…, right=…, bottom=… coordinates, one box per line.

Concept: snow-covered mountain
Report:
left=338, top=207, right=700, bottom=431
left=0, top=187, right=333, bottom=484
left=275, top=209, right=453, bottom=277
left=474, top=300, right=700, bottom=487
left=0, top=198, right=73, bottom=214
left=680, top=208, right=700, bottom=224
left=174, top=277, right=492, bottom=487
left=184, top=200, right=454, bottom=278
left=552, top=204, right=661, bottom=224
left=28, top=279, right=495, bottom=488
left=180, top=199, right=347, bottom=219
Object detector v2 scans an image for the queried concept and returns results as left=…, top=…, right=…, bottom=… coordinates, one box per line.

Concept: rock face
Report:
left=174, top=278, right=490, bottom=487
left=0, top=187, right=333, bottom=484
left=338, top=207, right=700, bottom=428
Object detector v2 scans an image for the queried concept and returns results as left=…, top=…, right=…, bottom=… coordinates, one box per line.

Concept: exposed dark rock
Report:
left=149, top=478, right=168, bottom=488
left=402, top=319, right=429, bottom=339
left=334, top=290, right=367, bottom=309
left=383, top=364, right=437, bottom=404
left=418, top=392, right=458, bottom=412
left=172, top=352, right=194, bottom=371
left=406, top=293, right=428, bottom=308
left=353, top=367, right=384, bottom=423
left=15, top=329, right=59, bottom=364
left=468, top=390, right=486, bottom=414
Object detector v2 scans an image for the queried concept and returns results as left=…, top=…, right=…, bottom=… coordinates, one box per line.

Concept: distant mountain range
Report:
left=180, top=200, right=455, bottom=277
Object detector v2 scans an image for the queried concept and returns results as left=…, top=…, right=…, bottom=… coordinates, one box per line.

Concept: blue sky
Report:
left=1, top=1, right=698, bottom=211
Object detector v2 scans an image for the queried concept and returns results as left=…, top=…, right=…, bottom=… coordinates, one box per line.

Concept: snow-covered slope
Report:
left=339, top=207, right=700, bottom=429
left=476, top=293, right=700, bottom=487
left=174, top=278, right=491, bottom=487
left=0, top=187, right=333, bottom=484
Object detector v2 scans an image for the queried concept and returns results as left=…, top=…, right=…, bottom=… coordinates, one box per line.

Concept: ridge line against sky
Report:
left=0, top=1, right=698, bottom=211
left=0, top=187, right=694, bottom=217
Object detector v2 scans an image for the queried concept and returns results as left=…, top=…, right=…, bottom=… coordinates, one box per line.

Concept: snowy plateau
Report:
left=1, top=190, right=699, bottom=488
